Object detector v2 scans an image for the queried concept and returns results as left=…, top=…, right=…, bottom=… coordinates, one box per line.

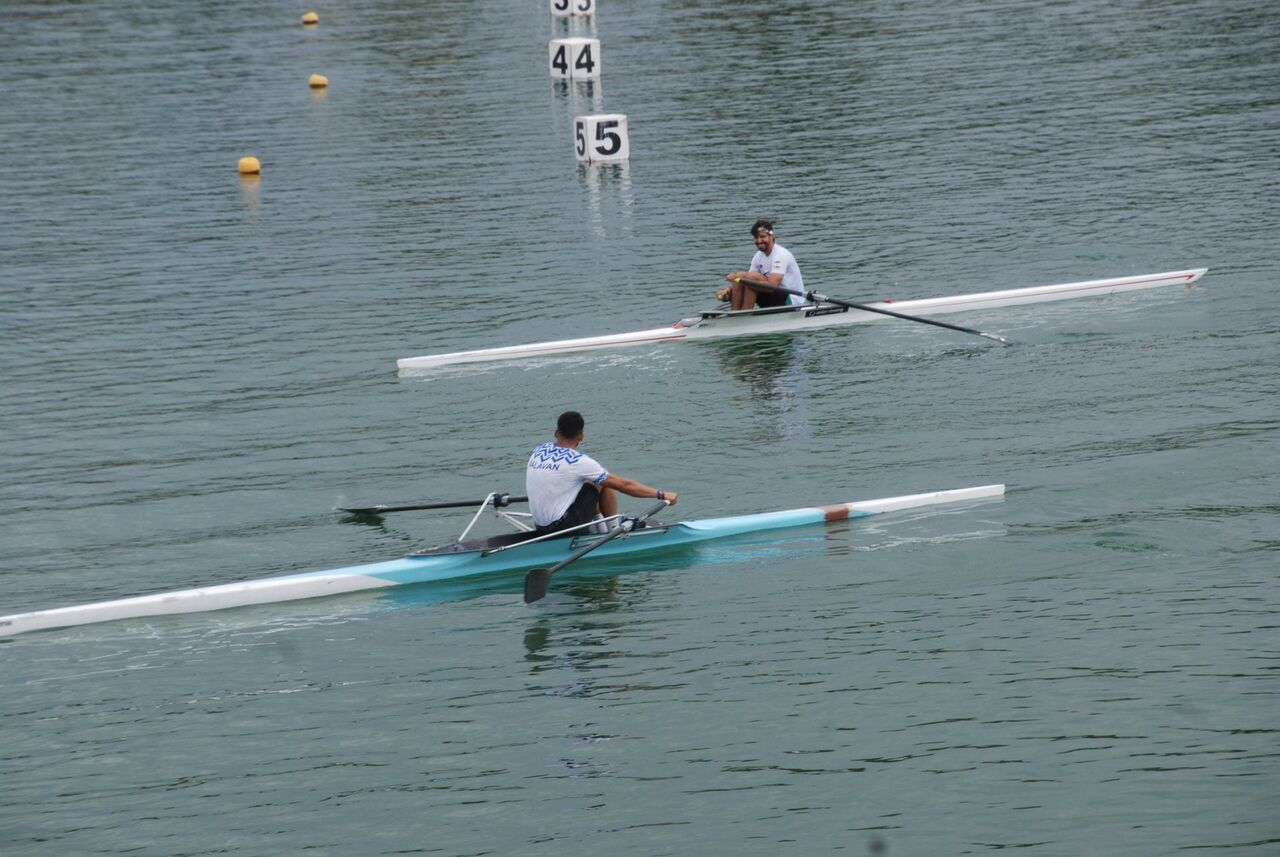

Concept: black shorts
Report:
left=536, top=482, right=600, bottom=535
left=753, top=286, right=787, bottom=308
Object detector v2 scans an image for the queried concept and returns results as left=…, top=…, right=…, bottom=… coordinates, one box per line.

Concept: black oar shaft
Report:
left=523, top=499, right=670, bottom=603
left=736, top=278, right=1013, bottom=346
left=340, top=494, right=527, bottom=515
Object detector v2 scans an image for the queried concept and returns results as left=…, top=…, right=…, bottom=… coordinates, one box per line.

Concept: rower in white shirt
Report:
left=718, top=219, right=808, bottom=311
left=526, top=411, right=678, bottom=535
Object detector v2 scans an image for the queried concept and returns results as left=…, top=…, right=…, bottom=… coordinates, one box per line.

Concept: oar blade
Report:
left=338, top=505, right=390, bottom=516
left=524, top=568, right=553, bottom=603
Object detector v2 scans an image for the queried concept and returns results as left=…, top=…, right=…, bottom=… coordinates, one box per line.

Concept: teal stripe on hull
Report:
left=353, top=506, right=843, bottom=586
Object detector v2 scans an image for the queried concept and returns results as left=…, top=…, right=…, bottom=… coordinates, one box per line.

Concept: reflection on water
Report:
left=710, top=334, right=800, bottom=396
left=368, top=520, right=977, bottom=621
left=578, top=160, right=633, bottom=238
left=238, top=174, right=260, bottom=214
left=522, top=578, right=623, bottom=666
left=550, top=10, right=598, bottom=38
left=555, top=78, right=605, bottom=110
left=523, top=623, right=551, bottom=657
left=709, top=334, right=813, bottom=441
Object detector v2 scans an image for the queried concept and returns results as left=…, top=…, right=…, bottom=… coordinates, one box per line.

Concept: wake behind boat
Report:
left=0, top=484, right=1004, bottom=637
left=397, top=268, right=1207, bottom=370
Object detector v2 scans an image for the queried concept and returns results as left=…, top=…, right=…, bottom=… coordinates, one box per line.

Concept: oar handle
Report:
left=339, top=494, right=528, bottom=515
left=523, top=499, right=670, bottom=603
left=734, top=278, right=1014, bottom=346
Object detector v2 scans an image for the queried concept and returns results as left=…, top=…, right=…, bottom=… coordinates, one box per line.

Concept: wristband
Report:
left=656, top=490, right=665, bottom=500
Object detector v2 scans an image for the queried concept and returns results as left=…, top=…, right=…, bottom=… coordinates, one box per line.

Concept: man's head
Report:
left=556, top=410, right=585, bottom=443
left=751, top=219, right=775, bottom=252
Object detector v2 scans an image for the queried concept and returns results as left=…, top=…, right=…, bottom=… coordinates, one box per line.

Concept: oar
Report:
left=734, top=278, right=1014, bottom=346
left=339, top=493, right=527, bottom=515
left=523, top=499, right=670, bottom=604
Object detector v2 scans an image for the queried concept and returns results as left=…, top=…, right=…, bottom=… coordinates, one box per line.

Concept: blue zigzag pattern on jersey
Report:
left=529, top=442, right=583, bottom=466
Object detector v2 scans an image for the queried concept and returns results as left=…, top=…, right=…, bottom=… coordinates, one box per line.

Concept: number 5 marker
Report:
left=574, top=114, right=629, bottom=163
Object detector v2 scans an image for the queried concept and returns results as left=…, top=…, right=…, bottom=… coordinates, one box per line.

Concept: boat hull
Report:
left=0, top=485, right=1004, bottom=637
left=397, top=269, right=1206, bottom=369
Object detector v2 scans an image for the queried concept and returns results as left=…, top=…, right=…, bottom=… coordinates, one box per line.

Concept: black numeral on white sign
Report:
left=551, top=0, right=593, bottom=17
left=574, top=114, right=629, bottom=162
left=549, top=38, right=600, bottom=81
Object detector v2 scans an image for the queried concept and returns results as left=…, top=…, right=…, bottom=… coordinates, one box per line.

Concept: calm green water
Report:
left=1, top=0, right=1277, bottom=854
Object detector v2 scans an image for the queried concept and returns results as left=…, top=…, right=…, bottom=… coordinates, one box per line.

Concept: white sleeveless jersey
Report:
left=750, top=243, right=806, bottom=303
left=526, top=442, right=609, bottom=527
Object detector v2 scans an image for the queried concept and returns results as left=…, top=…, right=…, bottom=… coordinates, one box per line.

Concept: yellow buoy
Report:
left=301, top=11, right=318, bottom=25
left=238, top=156, right=261, bottom=175
left=309, top=73, right=329, bottom=88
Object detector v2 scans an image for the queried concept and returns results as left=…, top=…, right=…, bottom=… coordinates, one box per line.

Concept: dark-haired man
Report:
left=719, top=219, right=807, bottom=311
left=526, top=411, right=678, bottom=536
